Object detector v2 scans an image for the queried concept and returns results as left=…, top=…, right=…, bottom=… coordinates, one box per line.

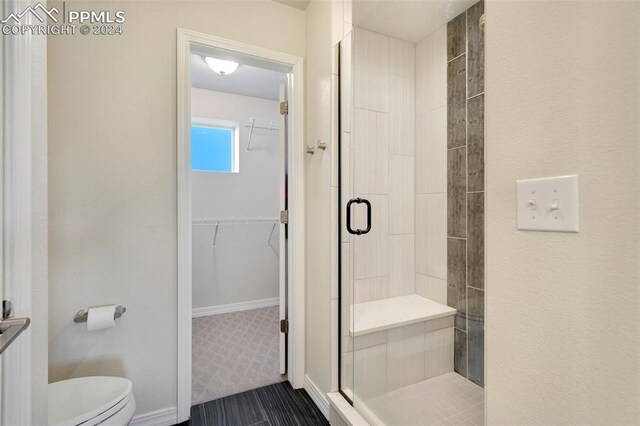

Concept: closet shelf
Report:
left=245, top=117, right=279, bottom=151
left=192, top=217, right=278, bottom=225
left=192, top=217, right=278, bottom=246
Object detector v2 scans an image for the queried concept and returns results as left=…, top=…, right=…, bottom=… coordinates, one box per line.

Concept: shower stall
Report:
left=338, top=1, right=485, bottom=424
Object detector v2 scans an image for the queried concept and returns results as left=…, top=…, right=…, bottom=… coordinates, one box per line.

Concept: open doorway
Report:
left=189, top=43, right=288, bottom=404
left=176, top=30, right=305, bottom=422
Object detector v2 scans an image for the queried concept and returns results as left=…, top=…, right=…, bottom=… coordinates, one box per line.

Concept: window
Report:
left=191, top=119, right=239, bottom=172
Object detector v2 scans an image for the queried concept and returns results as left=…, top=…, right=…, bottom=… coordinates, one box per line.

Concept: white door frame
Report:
left=2, top=4, right=33, bottom=424
left=1, top=1, right=48, bottom=424
left=176, top=28, right=305, bottom=422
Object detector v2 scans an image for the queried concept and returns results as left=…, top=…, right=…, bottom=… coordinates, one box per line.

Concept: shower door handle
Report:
left=346, top=198, right=372, bottom=235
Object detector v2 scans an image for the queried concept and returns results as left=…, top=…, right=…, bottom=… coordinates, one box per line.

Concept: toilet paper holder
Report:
left=73, top=305, right=127, bottom=323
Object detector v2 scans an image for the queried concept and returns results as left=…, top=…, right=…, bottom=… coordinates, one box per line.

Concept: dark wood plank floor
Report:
left=180, top=382, right=329, bottom=426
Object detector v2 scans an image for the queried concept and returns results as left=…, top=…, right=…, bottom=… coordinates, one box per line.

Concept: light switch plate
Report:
left=516, top=175, right=579, bottom=232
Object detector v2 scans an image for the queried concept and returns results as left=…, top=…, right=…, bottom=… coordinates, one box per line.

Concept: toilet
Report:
left=48, top=376, right=136, bottom=426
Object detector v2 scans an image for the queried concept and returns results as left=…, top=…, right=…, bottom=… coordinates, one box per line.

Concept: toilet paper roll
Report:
left=86, top=305, right=116, bottom=331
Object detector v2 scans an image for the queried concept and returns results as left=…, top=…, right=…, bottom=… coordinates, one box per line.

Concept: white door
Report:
left=278, top=77, right=289, bottom=375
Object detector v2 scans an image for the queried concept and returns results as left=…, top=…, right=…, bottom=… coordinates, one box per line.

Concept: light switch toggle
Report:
left=550, top=199, right=559, bottom=211
left=527, top=199, right=537, bottom=210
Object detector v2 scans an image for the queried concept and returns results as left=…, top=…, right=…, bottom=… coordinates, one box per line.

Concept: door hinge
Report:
left=280, top=101, right=288, bottom=116
left=280, top=319, right=289, bottom=334
left=280, top=210, right=289, bottom=224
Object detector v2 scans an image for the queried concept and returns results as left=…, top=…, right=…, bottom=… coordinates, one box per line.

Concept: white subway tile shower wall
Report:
left=415, top=24, right=449, bottom=309
left=351, top=27, right=416, bottom=302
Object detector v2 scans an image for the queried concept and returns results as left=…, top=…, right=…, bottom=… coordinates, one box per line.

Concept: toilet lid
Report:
left=48, top=376, right=132, bottom=426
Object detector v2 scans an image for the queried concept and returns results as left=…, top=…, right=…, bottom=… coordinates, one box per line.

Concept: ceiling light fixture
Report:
left=204, top=57, right=239, bottom=76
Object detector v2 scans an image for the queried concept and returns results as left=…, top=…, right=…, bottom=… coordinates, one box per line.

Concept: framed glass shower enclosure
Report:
left=338, top=1, right=486, bottom=424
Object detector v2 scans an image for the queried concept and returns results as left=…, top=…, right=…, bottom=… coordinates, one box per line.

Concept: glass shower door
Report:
left=339, top=26, right=399, bottom=423
left=339, top=1, right=486, bottom=424
left=338, top=30, right=355, bottom=404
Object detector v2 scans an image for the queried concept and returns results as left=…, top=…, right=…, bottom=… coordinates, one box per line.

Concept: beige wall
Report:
left=304, top=0, right=334, bottom=398
left=48, top=0, right=304, bottom=417
left=485, top=1, right=640, bottom=423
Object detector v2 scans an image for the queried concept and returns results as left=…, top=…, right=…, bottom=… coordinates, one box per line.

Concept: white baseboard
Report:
left=304, top=374, right=330, bottom=420
left=131, top=407, right=177, bottom=426
left=192, top=297, right=279, bottom=317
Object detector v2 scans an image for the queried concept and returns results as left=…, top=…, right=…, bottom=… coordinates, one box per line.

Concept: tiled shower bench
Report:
left=342, top=294, right=456, bottom=400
